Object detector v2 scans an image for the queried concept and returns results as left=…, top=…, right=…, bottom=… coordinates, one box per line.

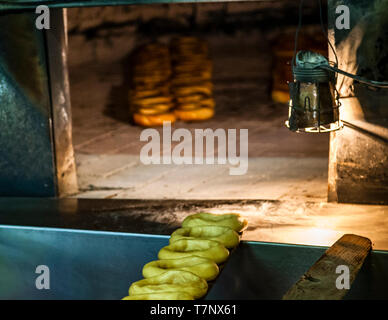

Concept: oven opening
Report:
left=67, top=2, right=330, bottom=200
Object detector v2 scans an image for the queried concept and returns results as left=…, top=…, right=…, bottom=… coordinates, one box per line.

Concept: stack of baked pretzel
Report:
left=129, top=43, right=176, bottom=127
left=170, top=37, right=215, bottom=122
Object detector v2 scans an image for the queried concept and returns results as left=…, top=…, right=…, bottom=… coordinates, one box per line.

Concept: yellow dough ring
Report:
left=129, top=88, right=169, bottom=100
left=174, top=66, right=212, bottom=75
left=172, top=74, right=211, bottom=83
left=171, top=46, right=208, bottom=55
left=136, top=104, right=173, bottom=115
left=133, top=66, right=171, bottom=73
left=131, top=95, right=171, bottom=104
left=171, top=47, right=208, bottom=55
left=131, top=83, right=170, bottom=93
left=172, top=52, right=209, bottom=59
left=173, top=81, right=213, bottom=89
left=182, top=212, right=248, bottom=233
left=158, top=238, right=229, bottom=264
left=173, top=84, right=213, bottom=97
left=131, top=91, right=170, bottom=100
left=176, top=103, right=205, bottom=111
left=131, top=81, right=170, bottom=91
left=174, top=107, right=214, bottom=121
left=176, top=94, right=215, bottom=104
left=122, top=292, right=194, bottom=300
left=176, top=98, right=215, bottom=111
left=176, top=94, right=208, bottom=104
left=142, top=256, right=219, bottom=281
left=132, top=71, right=171, bottom=80
left=172, top=76, right=212, bottom=86
left=132, top=76, right=171, bottom=84
left=174, top=70, right=212, bottom=80
left=170, top=226, right=240, bottom=249
left=133, top=113, right=176, bottom=127
left=172, top=56, right=209, bottom=64
left=133, top=75, right=170, bottom=82
left=128, top=270, right=208, bottom=299
left=133, top=76, right=171, bottom=85
left=173, top=60, right=212, bottom=71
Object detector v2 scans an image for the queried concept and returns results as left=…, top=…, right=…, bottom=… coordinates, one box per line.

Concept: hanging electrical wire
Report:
left=319, top=64, right=388, bottom=89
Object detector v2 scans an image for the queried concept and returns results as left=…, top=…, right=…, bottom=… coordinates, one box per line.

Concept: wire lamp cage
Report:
left=286, top=0, right=342, bottom=133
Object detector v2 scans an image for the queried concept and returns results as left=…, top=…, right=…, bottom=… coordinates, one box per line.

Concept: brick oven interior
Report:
left=68, top=1, right=331, bottom=200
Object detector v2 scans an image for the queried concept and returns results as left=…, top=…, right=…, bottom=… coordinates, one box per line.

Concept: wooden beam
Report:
left=283, top=234, right=372, bottom=300
left=46, top=9, right=79, bottom=197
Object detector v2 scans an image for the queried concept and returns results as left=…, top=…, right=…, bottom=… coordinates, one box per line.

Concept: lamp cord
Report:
left=292, top=0, right=304, bottom=68
left=292, top=0, right=338, bottom=68
left=317, top=0, right=338, bottom=67
left=320, top=65, right=388, bottom=89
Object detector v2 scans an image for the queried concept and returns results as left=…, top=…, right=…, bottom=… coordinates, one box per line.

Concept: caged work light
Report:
left=286, top=0, right=388, bottom=134
left=286, top=50, right=341, bottom=133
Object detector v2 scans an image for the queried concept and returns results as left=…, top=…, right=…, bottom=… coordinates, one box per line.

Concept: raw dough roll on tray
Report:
left=122, top=292, right=194, bottom=300
left=170, top=37, right=215, bottom=121
left=128, top=270, right=208, bottom=299
left=129, top=43, right=176, bottom=127
left=123, top=212, right=247, bottom=300
left=142, top=256, right=219, bottom=281
left=170, top=225, right=240, bottom=249
left=158, top=238, right=229, bottom=264
left=182, top=212, right=248, bottom=233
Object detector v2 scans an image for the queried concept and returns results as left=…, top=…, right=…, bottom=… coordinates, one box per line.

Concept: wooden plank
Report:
left=283, top=234, right=372, bottom=300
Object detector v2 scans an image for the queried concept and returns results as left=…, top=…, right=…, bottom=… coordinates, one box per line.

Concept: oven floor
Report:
left=69, top=34, right=329, bottom=200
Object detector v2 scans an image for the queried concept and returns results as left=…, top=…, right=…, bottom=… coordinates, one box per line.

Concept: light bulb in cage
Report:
left=285, top=51, right=343, bottom=133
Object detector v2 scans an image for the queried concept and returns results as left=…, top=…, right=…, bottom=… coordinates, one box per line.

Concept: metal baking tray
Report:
left=1, top=225, right=387, bottom=299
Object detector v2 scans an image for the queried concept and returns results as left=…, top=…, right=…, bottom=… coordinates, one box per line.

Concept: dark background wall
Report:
left=66, top=1, right=325, bottom=66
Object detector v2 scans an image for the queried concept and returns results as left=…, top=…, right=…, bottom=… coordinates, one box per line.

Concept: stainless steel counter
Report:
left=1, top=225, right=387, bottom=299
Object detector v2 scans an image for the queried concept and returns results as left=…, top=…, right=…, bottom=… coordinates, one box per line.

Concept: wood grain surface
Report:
left=283, top=234, right=372, bottom=300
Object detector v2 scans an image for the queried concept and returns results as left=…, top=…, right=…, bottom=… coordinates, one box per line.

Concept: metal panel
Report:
left=0, top=226, right=169, bottom=299
left=207, top=241, right=326, bottom=299
left=207, top=241, right=388, bottom=300
left=0, top=13, right=57, bottom=196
